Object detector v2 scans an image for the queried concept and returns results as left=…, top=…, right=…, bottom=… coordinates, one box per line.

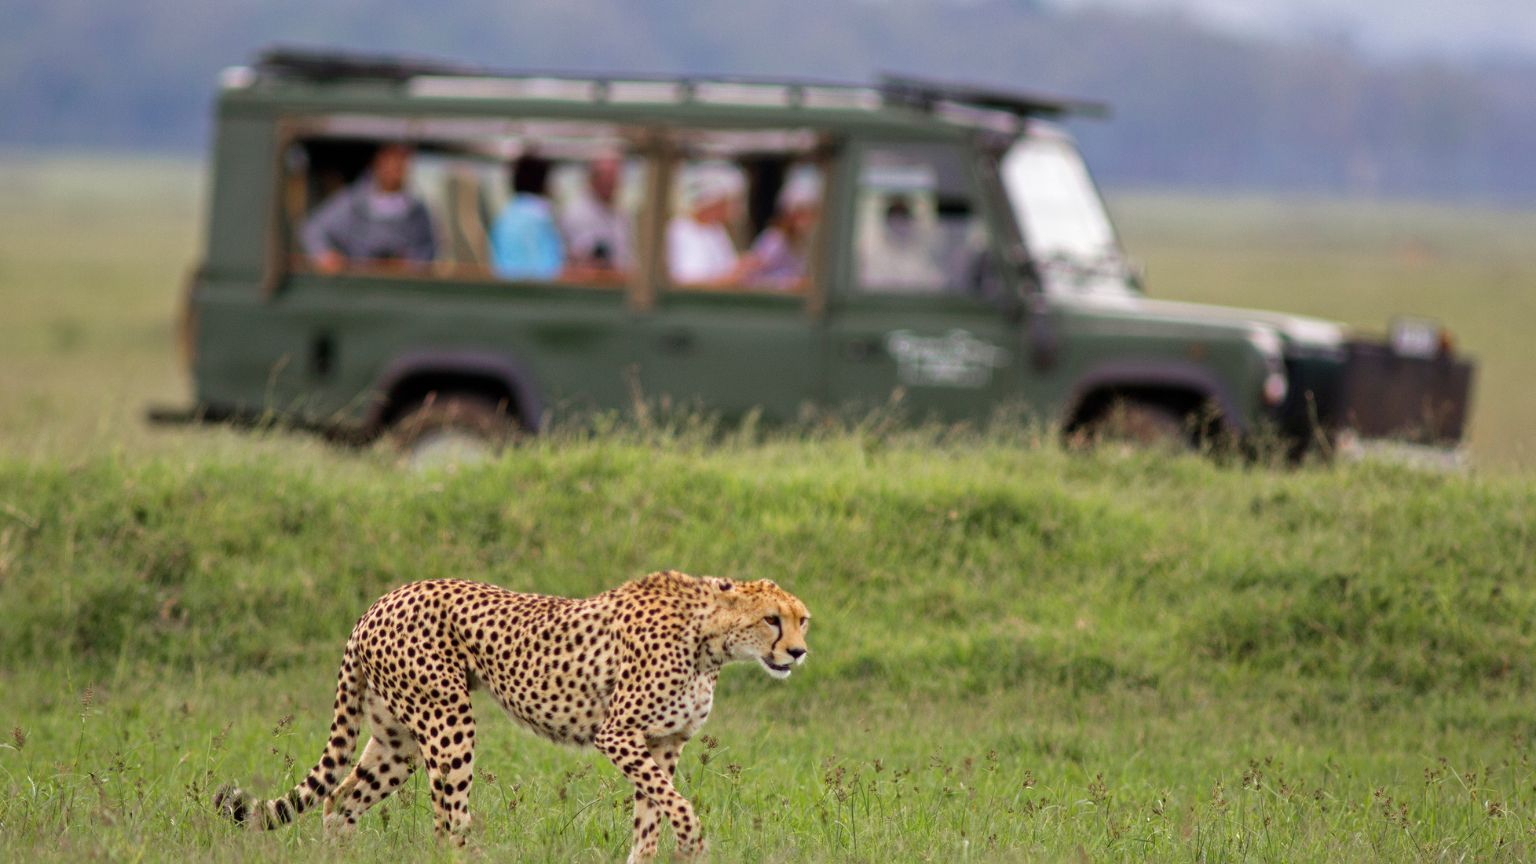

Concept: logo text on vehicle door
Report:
left=884, top=329, right=1010, bottom=388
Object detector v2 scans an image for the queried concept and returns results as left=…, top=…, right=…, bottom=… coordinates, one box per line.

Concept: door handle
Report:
left=659, top=329, right=695, bottom=354
left=843, top=337, right=883, bottom=361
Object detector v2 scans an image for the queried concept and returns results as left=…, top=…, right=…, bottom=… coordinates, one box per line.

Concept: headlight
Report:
left=1248, top=327, right=1287, bottom=407
left=1262, top=371, right=1288, bottom=406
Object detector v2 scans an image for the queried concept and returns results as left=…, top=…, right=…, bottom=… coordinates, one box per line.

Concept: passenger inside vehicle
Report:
left=667, top=164, right=755, bottom=288
left=745, top=168, right=821, bottom=291
left=490, top=153, right=564, bottom=280
left=561, top=152, right=633, bottom=275
left=859, top=196, right=944, bottom=290
left=300, top=143, right=437, bottom=273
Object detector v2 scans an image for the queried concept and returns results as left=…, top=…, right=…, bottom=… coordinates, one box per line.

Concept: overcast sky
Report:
left=1052, top=0, right=1536, bottom=59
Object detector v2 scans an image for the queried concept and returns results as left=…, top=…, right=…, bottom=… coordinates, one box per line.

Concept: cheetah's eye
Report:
left=764, top=615, right=780, bottom=627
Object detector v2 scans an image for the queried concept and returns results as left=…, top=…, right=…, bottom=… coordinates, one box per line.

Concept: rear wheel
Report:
left=391, top=393, right=519, bottom=469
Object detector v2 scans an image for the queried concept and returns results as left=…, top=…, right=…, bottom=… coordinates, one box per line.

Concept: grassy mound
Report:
left=1, top=434, right=1534, bottom=861
left=4, top=435, right=1532, bottom=696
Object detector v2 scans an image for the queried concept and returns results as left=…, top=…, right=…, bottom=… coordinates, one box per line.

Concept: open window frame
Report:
left=267, top=113, right=658, bottom=298
left=648, top=126, right=841, bottom=314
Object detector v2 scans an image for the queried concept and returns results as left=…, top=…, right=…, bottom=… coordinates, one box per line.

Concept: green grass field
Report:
left=2, top=158, right=1535, bottom=862
left=4, top=439, right=1536, bottom=862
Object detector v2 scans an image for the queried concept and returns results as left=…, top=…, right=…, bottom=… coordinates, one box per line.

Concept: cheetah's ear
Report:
left=707, top=577, right=754, bottom=610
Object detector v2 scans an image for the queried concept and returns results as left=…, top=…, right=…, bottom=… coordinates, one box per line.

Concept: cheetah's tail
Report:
left=215, top=640, right=366, bottom=830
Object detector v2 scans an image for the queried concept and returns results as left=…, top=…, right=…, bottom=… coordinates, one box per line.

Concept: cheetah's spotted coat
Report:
left=215, top=571, right=810, bottom=862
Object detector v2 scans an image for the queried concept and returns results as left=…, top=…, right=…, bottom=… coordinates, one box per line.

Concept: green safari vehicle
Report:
left=166, top=47, right=1475, bottom=457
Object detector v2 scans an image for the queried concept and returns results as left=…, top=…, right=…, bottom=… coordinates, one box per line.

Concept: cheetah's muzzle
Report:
left=762, top=659, right=794, bottom=676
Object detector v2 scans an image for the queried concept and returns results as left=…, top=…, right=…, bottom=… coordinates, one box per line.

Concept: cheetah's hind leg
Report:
left=374, top=667, right=478, bottom=844
left=322, top=692, right=422, bottom=835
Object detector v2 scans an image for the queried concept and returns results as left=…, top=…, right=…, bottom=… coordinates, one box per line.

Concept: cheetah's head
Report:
left=708, top=578, right=811, bottom=679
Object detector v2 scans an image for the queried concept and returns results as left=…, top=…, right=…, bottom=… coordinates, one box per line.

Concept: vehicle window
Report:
left=664, top=130, right=824, bottom=294
left=1001, top=131, right=1131, bottom=297
left=855, top=144, right=999, bottom=298
left=283, top=117, right=646, bottom=286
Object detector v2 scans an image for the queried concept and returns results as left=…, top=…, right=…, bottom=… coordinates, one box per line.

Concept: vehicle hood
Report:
left=1054, top=292, right=1346, bottom=352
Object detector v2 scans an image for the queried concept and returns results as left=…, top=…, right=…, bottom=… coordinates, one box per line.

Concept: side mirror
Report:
left=1006, top=245, right=1044, bottom=319
left=1026, top=292, right=1059, bottom=370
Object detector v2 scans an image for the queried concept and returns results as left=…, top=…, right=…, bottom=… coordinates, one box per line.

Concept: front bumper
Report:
left=1278, top=341, right=1475, bottom=446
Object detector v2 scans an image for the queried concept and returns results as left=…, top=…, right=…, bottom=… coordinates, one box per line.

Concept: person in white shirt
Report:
left=561, top=153, right=632, bottom=273
left=666, top=166, right=755, bottom=287
left=859, top=196, right=945, bottom=291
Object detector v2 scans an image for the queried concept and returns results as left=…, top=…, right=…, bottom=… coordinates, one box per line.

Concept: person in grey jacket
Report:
left=301, top=143, right=436, bottom=272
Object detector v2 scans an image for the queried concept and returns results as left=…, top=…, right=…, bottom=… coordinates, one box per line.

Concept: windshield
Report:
left=1001, top=131, right=1134, bottom=296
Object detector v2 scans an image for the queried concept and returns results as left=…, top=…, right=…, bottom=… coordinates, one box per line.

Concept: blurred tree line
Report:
left=4, top=0, right=1533, bottom=203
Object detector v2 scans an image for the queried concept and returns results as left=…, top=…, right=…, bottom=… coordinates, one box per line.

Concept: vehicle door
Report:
left=629, top=130, right=832, bottom=423
left=824, top=140, right=1024, bottom=422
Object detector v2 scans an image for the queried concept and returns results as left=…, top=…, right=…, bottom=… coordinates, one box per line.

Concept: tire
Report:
left=391, top=393, right=519, bottom=469
left=1073, top=398, right=1190, bottom=452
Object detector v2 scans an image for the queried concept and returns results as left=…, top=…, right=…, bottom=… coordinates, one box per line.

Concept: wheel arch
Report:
left=366, top=351, right=546, bottom=435
left=1063, top=362, right=1245, bottom=436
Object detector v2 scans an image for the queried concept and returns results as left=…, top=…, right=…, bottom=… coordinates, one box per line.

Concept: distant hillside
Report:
left=1055, top=0, right=1536, bottom=60
left=6, top=0, right=1536, bottom=202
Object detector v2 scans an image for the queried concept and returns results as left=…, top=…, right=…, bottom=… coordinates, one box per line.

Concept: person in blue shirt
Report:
left=490, top=154, right=564, bottom=280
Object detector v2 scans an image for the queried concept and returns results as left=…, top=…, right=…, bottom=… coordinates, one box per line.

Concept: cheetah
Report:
left=215, top=570, right=810, bottom=862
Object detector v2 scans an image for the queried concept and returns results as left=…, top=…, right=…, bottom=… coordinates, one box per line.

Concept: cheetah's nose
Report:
left=788, top=648, right=807, bottom=660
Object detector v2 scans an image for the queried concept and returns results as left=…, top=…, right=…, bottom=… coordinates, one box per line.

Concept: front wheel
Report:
left=391, top=393, right=520, bottom=469
left=1070, top=398, right=1192, bottom=452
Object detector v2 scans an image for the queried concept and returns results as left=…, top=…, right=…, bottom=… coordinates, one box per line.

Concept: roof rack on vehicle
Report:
left=251, top=46, right=1104, bottom=119
left=258, top=46, right=488, bottom=83
left=878, top=73, right=1108, bottom=119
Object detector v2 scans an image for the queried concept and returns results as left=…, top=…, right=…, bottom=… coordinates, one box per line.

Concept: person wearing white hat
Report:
left=666, top=164, right=753, bottom=287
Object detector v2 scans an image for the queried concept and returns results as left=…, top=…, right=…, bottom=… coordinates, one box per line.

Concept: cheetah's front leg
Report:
left=595, top=725, right=705, bottom=863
